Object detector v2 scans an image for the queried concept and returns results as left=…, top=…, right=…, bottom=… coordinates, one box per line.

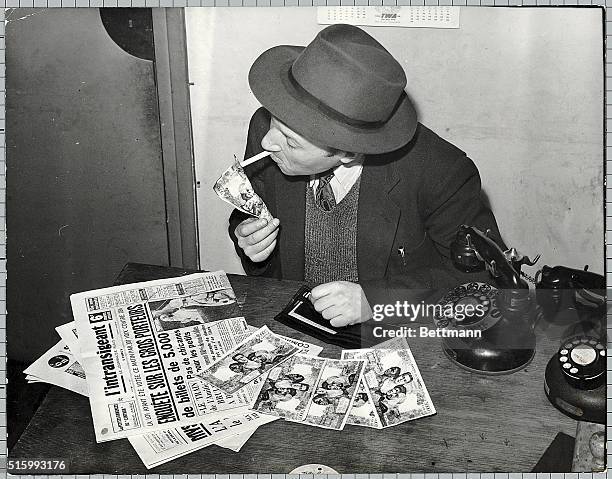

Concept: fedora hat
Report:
left=248, top=24, right=417, bottom=155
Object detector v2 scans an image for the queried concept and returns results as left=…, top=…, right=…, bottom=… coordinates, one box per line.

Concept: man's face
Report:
left=233, top=353, right=248, bottom=363
left=383, top=367, right=401, bottom=378
left=385, top=387, right=401, bottom=399
left=273, top=387, right=293, bottom=398
left=261, top=117, right=345, bottom=176
left=229, top=363, right=244, bottom=374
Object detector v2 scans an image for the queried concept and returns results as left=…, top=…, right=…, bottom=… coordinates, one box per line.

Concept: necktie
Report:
left=315, top=173, right=336, bottom=212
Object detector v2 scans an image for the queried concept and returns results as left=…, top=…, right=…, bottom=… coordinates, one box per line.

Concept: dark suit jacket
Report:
left=229, top=108, right=505, bottom=306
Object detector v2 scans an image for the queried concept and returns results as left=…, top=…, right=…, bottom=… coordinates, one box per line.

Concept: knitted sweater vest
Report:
left=304, top=179, right=360, bottom=286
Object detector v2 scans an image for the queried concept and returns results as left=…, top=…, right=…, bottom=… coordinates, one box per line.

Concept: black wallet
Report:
left=275, top=285, right=372, bottom=349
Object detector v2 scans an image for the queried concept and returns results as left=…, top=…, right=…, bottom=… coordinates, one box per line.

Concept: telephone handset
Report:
left=536, top=265, right=606, bottom=424
left=432, top=225, right=538, bottom=375
left=536, top=265, right=606, bottom=325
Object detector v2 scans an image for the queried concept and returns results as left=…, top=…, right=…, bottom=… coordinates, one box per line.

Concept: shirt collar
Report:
left=308, top=156, right=365, bottom=190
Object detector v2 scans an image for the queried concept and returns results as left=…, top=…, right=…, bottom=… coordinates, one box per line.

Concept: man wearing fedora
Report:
left=229, top=24, right=503, bottom=329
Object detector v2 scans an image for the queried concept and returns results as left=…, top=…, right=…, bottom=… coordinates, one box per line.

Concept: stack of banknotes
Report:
left=204, top=327, right=436, bottom=431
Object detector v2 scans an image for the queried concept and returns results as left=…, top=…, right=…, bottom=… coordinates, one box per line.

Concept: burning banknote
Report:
left=213, top=161, right=273, bottom=221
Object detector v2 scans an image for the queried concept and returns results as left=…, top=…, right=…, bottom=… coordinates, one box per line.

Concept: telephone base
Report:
left=540, top=307, right=583, bottom=325
left=434, top=281, right=537, bottom=375
left=544, top=356, right=605, bottom=424
left=442, top=343, right=535, bottom=375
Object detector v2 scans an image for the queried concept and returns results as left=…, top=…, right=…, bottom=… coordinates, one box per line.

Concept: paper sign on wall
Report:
left=317, top=6, right=461, bottom=29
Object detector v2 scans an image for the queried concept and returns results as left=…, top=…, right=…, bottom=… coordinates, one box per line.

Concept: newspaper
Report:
left=71, top=272, right=256, bottom=442
left=244, top=324, right=324, bottom=358
left=24, top=340, right=88, bottom=396
left=129, top=410, right=277, bottom=469
left=56, top=321, right=83, bottom=362
left=37, top=320, right=278, bottom=460
left=215, top=429, right=256, bottom=452
left=55, top=318, right=286, bottom=420
left=279, top=336, right=324, bottom=357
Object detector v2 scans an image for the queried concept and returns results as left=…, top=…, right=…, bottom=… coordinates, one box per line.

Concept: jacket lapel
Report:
left=276, top=175, right=306, bottom=281
left=357, top=159, right=401, bottom=281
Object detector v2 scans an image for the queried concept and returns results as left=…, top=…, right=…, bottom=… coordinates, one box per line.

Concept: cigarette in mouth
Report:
left=240, top=151, right=271, bottom=167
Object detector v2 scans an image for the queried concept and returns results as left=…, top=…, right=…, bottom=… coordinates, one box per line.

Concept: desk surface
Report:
left=11, top=264, right=578, bottom=474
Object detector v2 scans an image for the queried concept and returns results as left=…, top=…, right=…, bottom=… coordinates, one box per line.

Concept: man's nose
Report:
left=261, top=129, right=282, bottom=152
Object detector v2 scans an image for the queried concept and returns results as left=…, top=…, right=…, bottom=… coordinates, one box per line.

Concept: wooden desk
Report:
left=11, top=264, right=579, bottom=473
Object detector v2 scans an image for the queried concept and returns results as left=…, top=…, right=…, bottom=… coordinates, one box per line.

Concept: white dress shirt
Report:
left=309, top=158, right=364, bottom=204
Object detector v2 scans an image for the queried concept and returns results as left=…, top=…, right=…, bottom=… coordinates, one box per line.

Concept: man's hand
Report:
left=235, top=217, right=280, bottom=262
left=310, top=281, right=373, bottom=328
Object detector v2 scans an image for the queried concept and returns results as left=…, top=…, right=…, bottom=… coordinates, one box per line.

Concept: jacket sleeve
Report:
left=360, top=135, right=506, bottom=311
left=228, top=108, right=281, bottom=277
left=419, top=153, right=506, bottom=257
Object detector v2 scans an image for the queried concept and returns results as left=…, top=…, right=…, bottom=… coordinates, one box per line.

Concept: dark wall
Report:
left=7, top=8, right=171, bottom=362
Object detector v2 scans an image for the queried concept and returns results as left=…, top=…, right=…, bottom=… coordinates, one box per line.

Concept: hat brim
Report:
left=249, top=45, right=418, bottom=155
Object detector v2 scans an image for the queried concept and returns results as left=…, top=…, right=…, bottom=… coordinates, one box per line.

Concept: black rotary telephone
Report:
left=432, top=225, right=540, bottom=375
left=535, top=265, right=606, bottom=424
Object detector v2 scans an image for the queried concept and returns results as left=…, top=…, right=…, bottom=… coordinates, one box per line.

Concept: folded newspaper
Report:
left=24, top=339, right=88, bottom=396
left=69, top=272, right=272, bottom=442
left=25, top=271, right=435, bottom=469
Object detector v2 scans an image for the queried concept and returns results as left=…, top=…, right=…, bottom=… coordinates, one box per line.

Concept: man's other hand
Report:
left=235, top=217, right=280, bottom=262
left=310, top=281, right=373, bottom=328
